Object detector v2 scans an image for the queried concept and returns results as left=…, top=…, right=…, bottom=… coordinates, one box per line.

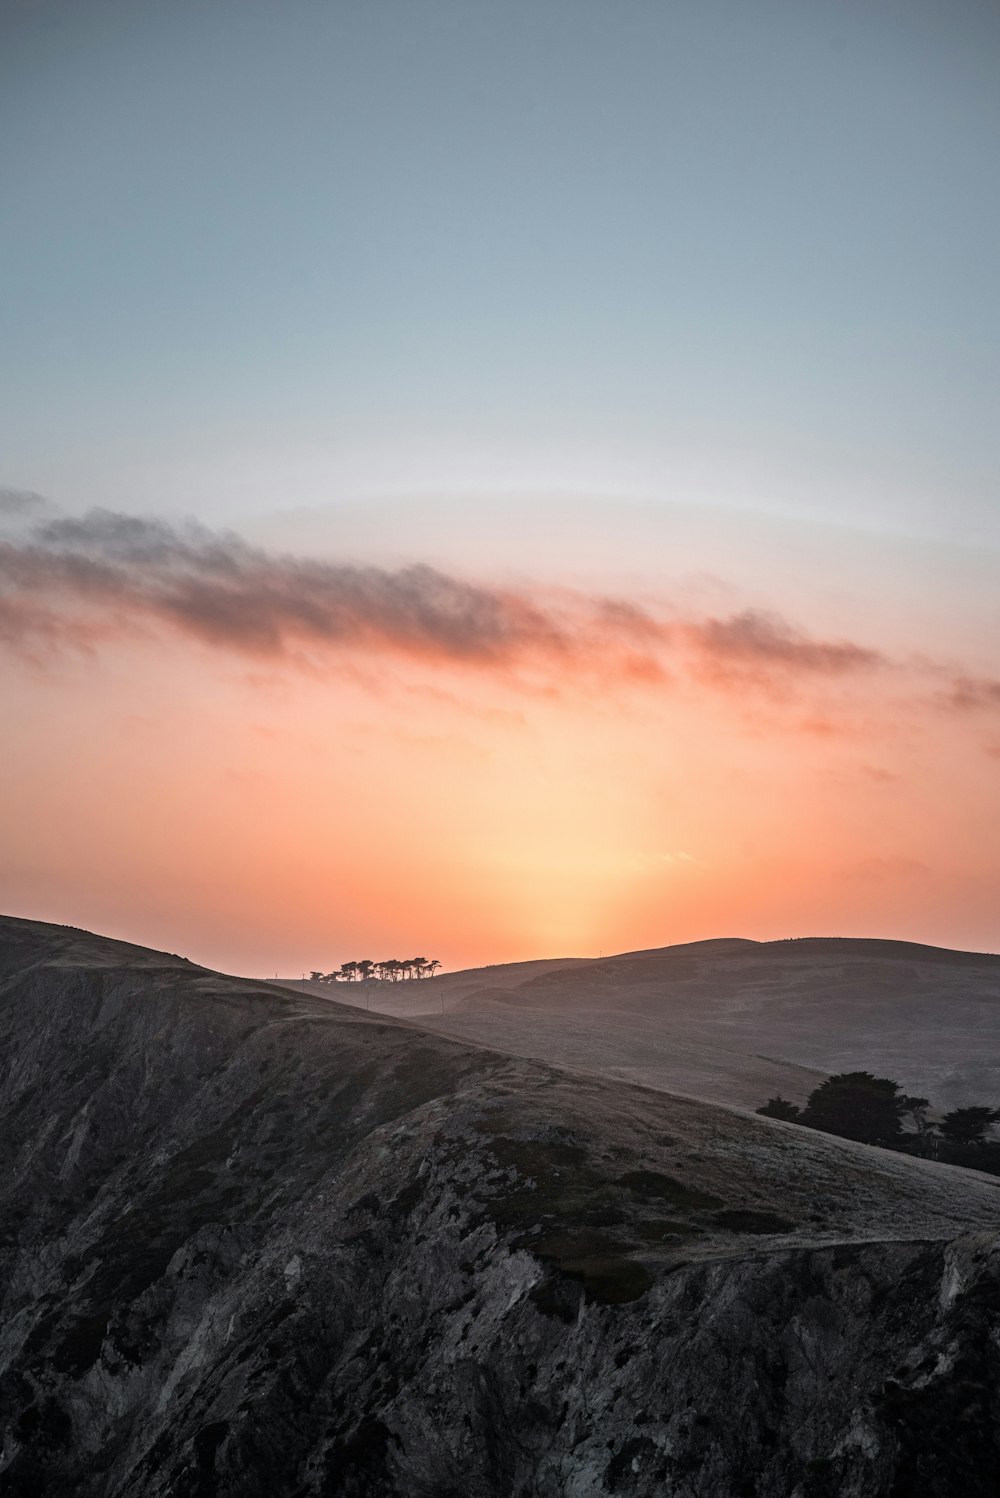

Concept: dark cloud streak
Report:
left=0, top=506, right=891, bottom=692
left=690, top=610, right=884, bottom=676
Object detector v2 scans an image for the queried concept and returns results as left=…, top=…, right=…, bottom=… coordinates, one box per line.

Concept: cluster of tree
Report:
left=309, top=958, right=441, bottom=984
left=757, top=1072, right=1000, bottom=1175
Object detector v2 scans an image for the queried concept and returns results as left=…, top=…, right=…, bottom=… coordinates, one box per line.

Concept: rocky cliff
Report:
left=1, top=915, right=999, bottom=1496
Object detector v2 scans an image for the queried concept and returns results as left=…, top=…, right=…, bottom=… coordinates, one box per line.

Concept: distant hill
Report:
left=354, top=935, right=1000, bottom=1111
left=271, top=954, right=588, bottom=1016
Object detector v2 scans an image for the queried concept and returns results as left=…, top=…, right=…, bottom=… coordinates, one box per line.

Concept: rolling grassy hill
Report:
left=5, top=915, right=1000, bottom=1496
left=345, top=936, right=1000, bottom=1111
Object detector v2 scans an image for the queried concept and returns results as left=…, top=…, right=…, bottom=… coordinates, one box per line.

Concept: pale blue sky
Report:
left=2, top=0, right=998, bottom=547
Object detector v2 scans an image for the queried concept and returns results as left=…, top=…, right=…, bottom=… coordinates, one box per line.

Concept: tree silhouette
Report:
left=313, top=955, right=443, bottom=983
left=798, top=1071, right=906, bottom=1145
left=754, top=1075, right=1000, bottom=1178
left=939, top=1106, right=1000, bottom=1146
left=755, top=1096, right=801, bottom=1122
left=899, top=1094, right=931, bottom=1130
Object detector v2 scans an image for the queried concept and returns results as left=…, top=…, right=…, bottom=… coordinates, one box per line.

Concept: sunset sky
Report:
left=2, top=0, right=999, bottom=974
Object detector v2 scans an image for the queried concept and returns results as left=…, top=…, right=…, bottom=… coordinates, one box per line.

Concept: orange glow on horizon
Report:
left=2, top=603, right=998, bottom=977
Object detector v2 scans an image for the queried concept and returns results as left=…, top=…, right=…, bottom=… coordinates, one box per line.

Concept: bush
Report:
left=756, top=1096, right=801, bottom=1123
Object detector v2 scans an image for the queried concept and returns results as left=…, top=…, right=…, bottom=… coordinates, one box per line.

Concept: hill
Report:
left=3, top=914, right=1000, bottom=1495
left=366, top=936, right=1000, bottom=1110
left=271, top=954, right=587, bottom=1017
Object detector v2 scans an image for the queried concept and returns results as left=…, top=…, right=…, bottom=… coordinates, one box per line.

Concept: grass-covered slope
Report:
left=394, top=935, right=1000, bottom=1109
left=2, top=915, right=1000, bottom=1497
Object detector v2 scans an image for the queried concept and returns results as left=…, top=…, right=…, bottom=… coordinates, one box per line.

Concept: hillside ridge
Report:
left=4, top=914, right=1000, bottom=1496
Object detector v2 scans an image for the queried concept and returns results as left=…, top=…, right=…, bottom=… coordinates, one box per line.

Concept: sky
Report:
left=1, top=0, right=999, bottom=974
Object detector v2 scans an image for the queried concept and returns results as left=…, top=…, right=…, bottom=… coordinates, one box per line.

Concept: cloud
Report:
left=947, top=675, right=1000, bottom=711
left=2, top=510, right=570, bottom=666
left=0, top=488, right=50, bottom=518
left=688, top=610, right=884, bottom=678
left=0, top=504, right=894, bottom=695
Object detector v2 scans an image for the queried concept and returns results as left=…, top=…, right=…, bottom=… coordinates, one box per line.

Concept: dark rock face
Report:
left=1, top=915, right=999, bottom=1496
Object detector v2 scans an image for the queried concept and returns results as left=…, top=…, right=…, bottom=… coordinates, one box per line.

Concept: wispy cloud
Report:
left=0, top=488, right=50, bottom=518
left=0, top=502, right=916, bottom=699
left=2, top=510, right=568, bottom=665
left=687, top=610, right=884, bottom=677
left=947, top=675, right=1000, bottom=711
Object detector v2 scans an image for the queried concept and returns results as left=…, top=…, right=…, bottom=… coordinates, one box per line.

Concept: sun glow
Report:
left=3, top=584, right=995, bottom=980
